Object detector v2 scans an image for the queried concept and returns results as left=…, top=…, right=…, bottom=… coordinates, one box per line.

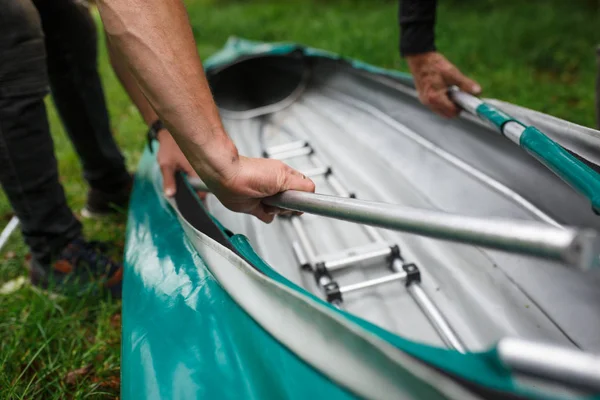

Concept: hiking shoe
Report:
left=81, top=176, right=133, bottom=218
left=26, top=237, right=123, bottom=298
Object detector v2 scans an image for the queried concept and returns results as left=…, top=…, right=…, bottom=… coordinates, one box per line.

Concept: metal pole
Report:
left=406, top=281, right=467, bottom=353
left=262, top=190, right=599, bottom=270
left=340, top=271, right=407, bottom=295
left=290, top=217, right=318, bottom=265
left=498, top=337, right=600, bottom=392
left=0, top=216, right=19, bottom=252
left=265, top=141, right=308, bottom=157
left=325, top=246, right=392, bottom=271
left=189, top=178, right=599, bottom=269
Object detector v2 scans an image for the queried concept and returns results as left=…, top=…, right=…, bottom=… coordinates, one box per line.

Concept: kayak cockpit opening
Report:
left=207, top=54, right=310, bottom=119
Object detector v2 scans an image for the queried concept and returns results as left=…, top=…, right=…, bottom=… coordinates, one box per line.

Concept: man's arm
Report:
left=97, top=0, right=314, bottom=223
left=399, top=0, right=481, bottom=118
left=107, top=36, right=200, bottom=198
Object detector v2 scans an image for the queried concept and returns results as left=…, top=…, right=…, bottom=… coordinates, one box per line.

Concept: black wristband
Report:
left=147, top=119, right=165, bottom=153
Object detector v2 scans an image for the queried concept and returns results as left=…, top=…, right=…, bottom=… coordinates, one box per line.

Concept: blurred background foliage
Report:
left=187, top=0, right=600, bottom=128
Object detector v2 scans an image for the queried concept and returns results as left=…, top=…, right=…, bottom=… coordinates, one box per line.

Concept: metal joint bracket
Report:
left=386, top=245, right=401, bottom=265
left=323, top=281, right=342, bottom=303
left=314, top=262, right=343, bottom=303
left=314, top=262, right=332, bottom=285
left=402, top=263, right=421, bottom=286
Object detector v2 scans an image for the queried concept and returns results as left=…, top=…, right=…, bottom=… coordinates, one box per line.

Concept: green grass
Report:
left=0, top=0, right=598, bottom=398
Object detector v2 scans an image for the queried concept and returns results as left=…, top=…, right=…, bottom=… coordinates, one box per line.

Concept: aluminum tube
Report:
left=325, top=246, right=392, bottom=271
left=0, top=216, right=19, bottom=252
left=502, top=121, right=526, bottom=145
left=302, top=166, right=330, bottom=178
left=290, top=217, right=318, bottom=266
left=263, top=191, right=600, bottom=270
left=291, top=241, right=309, bottom=269
left=402, top=275, right=467, bottom=352
left=318, top=241, right=393, bottom=264
left=498, top=338, right=600, bottom=392
left=266, top=141, right=308, bottom=157
left=340, top=271, right=407, bottom=295
left=269, top=146, right=312, bottom=160
left=448, top=86, right=484, bottom=115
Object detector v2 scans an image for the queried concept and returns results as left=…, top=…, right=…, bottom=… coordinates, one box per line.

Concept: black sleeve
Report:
left=398, top=0, right=438, bottom=57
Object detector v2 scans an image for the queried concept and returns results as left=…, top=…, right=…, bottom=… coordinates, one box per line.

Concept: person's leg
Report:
left=32, top=0, right=131, bottom=194
left=0, top=0, right=82, bottom=264
left=0, top=0, right=123, bottom=297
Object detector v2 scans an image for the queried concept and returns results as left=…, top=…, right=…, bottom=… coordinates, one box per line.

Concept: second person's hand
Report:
left=406, top=51, right=481, bottom=118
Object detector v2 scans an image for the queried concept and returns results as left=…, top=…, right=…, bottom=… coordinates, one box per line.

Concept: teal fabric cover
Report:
left=520, top=126, right=600, bottom=212
left=122, top=153, right=358, bottom=400
left=475, top=103, right=521, bottom=131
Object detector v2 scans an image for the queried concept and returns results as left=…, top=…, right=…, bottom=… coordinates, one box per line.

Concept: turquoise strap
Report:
left=520, top=126, right=600, bottom=212
left=476, top=103, right=521, bottom=132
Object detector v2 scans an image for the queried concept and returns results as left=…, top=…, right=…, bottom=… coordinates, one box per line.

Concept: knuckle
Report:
left=424, top=93, right=438, bottom=106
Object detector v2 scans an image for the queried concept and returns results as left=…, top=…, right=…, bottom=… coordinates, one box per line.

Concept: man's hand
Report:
left=156, top=129, right=202, bottom=197
left=209, top=156, right=315, bottom=224
left=406, top=51, right=481, bottom=118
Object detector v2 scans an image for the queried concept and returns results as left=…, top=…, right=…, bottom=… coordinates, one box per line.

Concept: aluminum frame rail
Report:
left=190, top=141, right=468, bottom=353
left=498, top=338, right=600, bottom=392
left=189, top=177, right=600, bottom=270
left=268, top=140, right=467, bottom=352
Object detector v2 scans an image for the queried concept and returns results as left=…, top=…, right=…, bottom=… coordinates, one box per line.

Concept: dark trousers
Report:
left=0, top=0, right=130, bottom=263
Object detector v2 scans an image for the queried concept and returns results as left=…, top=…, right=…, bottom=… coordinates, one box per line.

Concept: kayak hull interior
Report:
left=204, top=51, right=600, bottom=352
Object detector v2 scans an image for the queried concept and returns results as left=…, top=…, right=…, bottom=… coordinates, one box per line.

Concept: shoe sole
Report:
left=81, top=207, right=124, bottom=219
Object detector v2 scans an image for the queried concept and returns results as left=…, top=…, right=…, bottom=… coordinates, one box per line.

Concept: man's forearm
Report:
left=106, top=35, right=159, bottom=126
left=96, top=0, right=238, bottom=184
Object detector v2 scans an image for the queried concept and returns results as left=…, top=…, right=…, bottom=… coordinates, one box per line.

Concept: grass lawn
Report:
left=0, top=0, right=598, bottom=398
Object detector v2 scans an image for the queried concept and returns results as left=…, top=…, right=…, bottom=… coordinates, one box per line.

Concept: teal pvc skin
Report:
left=475, top=103, right=520, bottom=132
left=520, top=127, right=600, bottom=212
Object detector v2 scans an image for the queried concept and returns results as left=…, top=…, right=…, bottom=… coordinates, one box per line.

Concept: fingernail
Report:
left=165, top=188, right=175, bottom=197
left=472, top=84, right=482, bottom=94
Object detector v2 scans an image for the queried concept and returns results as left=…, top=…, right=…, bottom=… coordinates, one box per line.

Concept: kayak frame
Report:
left=189, top=177, right=600, bottom=270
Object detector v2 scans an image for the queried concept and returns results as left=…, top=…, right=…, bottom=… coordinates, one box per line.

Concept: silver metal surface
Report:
left=340, top=271, right=407, bottom=294
left=302, top=166, right=330, bottom=178
left=264, top=190, right=599, bottom=269
left=400, top=264, right=467, bottom=353
left=292, top=241, right=309, bottom=268
left=266, top=140, right=308, bottom=157
left=269, top=146, right=312, bottom=160
left=0, top=216, right=19, bottom=252
left=325, top=245, right=393, bottom=271
left=448, top=86, right=484, bottom=116
left=290, top=217, right=318, bottom=265
left=498, top=337, right=600, bottom=391
left=503, top=121, right=526, bottom=145
left=317, top=241, right=392, bottom=264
